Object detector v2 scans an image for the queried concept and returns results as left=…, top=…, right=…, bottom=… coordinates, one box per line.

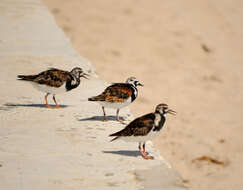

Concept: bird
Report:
left=88, top=77, right=143, bottom=122
left=109, top=103, right=176, bottom=159
left=17, top=67, right=88, bottom=108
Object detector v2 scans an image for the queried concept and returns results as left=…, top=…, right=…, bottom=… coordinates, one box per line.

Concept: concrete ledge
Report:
left=0, top=0, right=186, bottom=189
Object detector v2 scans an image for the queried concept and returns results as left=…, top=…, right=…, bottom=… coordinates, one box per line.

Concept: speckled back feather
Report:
left=18, top=68, right=73, bottom=88
left=109, top=113, right=155, bottom=141
left=88, top=83, right=133, bottom=103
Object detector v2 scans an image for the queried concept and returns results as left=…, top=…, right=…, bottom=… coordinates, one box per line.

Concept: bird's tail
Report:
left=109, top=130, right=125, bottom=142
left=88, top=95, right=104, bottom=101
left=88, top=97, right=96, bottom=101
left=17, top=75, right=36, bottom=81
left=110, top=136, right=120, bottom=142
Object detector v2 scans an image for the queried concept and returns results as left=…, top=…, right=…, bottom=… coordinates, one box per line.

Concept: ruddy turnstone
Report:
left=88, top=77, right=143, bottom=121
left=109, top=103, right=176, bottom=159
left=17, top=67, right=88, bottom=108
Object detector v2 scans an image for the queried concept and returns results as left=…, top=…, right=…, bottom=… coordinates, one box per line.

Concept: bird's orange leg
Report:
left=102, top=106, right=107, bottom=121
left=45, top=93, right=52, bottom=108
left=53, top=95, right=60, bottom=108
left=116, top=109, right=124, bottom=123
left=139, top=143, right=153, bottom=160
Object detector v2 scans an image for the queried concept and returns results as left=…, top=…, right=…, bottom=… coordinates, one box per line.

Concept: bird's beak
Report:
left=167, top=109, right=177, bottom=115
left=81, top=73, right=89, bottom=79
left=137, top=82, right=144, bottom=87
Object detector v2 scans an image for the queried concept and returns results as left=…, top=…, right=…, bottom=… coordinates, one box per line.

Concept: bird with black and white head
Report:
left=17, top=67, right=89, bottom=108
left=88, top=77, right=143, bottom=122
left=109, top=103, right=176, bottom=159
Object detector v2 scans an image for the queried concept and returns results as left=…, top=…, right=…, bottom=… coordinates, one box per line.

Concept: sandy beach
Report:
left=0, top=1, right=187, bottom=189
left=43, top=0, right=243, bottom=189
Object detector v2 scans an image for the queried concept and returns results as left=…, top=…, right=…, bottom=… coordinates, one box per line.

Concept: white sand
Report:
left=43, top=0, right=243, bottom=189
left=0, top=1, right=186, bottom=190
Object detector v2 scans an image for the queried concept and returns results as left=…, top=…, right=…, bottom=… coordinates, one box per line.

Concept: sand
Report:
left=0, top=1, right=186, bottom=189
left=43, top=0, right=243, bottom=189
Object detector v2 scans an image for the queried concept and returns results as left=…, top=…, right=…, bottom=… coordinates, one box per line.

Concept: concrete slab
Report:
left=0, top=0, right=187, bottom=189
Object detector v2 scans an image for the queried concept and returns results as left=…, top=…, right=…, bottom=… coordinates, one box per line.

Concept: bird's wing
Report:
left=90, top=83, right=133, bottom=102
left=33, top=68, right=72, bottom=87
left=132, top=114, right=155, bottom=136
left=110, top=113, right=155, bottom=138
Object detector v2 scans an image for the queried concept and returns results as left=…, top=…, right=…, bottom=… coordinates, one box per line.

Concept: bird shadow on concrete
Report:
left=103, top=150, right=140, bottom=157
left=4, top=103, right=68, bottom=109
left=79, top=115, right=125, bottom=122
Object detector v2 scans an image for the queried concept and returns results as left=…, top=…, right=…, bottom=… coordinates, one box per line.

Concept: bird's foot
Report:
left=116, top=116, right=125, bottom=123
left=55, top=104, right=64, bottom=109
left=140, top=150, right=154, bottom=160
left=45, top=104, right=54, bottom=109
left=103, top=116, right=108, bottom=122
left=116, top=119, right=126, bottom=125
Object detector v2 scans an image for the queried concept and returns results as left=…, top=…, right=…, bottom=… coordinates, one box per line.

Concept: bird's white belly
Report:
left=31, top=82, right=67, bottom=95
left=119, top=131, right=160, bottom=143
left=98, top=97, right=132, bottom=109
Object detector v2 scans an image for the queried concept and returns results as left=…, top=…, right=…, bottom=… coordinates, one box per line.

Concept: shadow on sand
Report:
left=4, top=103, right=68, bottom=109
left=103, top=150, right=140, bottom=157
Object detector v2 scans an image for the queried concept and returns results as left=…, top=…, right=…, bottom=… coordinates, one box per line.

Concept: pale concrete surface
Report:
left=0, top=0, right=186, bottom=189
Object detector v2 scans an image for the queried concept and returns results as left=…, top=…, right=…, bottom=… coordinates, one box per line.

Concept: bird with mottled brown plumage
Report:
left=109, top=103, right=176, bottom=159
left=88, top=77, right=143, bottom=122
left=17, top=67, right=88, bottom=108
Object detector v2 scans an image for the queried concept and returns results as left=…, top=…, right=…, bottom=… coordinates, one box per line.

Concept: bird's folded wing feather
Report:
left=90, top=83, right=133, bottom=102
left=33, top=69, right=72, bottom=87
left=110, top=113, right=155, bottom=137
left=132, top=114, right=155, bottom=136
